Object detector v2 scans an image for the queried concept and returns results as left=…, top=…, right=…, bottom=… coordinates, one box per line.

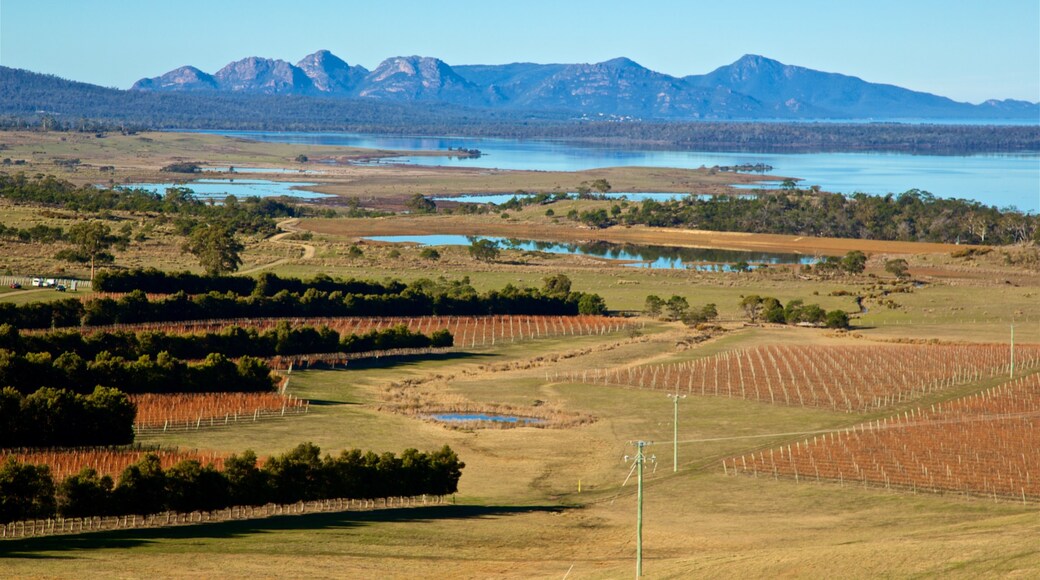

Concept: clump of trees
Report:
left=159, top=162, right=201, bottom=173
left=564, top=189, right=1039, bottom=245
left=644, top=294, right=718, bottom=325
left=0, top=443, right=465, bottom=523
left=0, top=223, right=65, bottom=243
left=806, top=250, right=869, bottom=277
left=739, top=295, right=849, bottom=329
left=0, top=173, right=299, bottom=238
left=0, top=386, right=135, bottom=447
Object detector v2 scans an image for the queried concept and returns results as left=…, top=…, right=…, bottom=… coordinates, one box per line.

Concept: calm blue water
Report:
left=128, top=178, right=333, bottom=200
left=207, top=131, right=1040, bottom=212
left=365, top=234, right=816, bottom=270
left=430, top=413, right=545, bottom=424
left=433, top=192, right=714, bottom=204
left=204, top=166, right=324, bottom=174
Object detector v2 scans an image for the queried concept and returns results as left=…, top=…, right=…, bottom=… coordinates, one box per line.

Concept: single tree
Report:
left=739, top=295, right=765, bottom=322
left=644, top=295, right=664, bottom=318
left=577, top=294, right=607, bottom=315
left=468, top=239, right=500, bottom=262
left=885, top=258, right=910, bottom=280
left=589, top=178, right=612, bottom=194
left=182, top=225, right=244, bottom=275
left=542, top=274, right=572, bottom=297
left=406, top=194, right=436, bottom=214
left=419, top=247, right=441, bottom=261
left=55, top=221, right=128, bottom=280
left=664, top=295, right=690, bottom=321
left=840, top=250, right=868, bottom=274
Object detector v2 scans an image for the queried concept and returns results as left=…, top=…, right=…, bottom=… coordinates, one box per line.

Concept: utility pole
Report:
left=667, top=394, right=686, bottom=472
left=626, top=441, right=655, bottom=578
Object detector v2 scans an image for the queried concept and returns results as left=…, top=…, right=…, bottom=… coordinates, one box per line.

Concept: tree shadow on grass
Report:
left=0, top=504, right=565, bottom=559
left=341, top=351, right=493, bottom=371
left=297, top=352, right=493, bottom=406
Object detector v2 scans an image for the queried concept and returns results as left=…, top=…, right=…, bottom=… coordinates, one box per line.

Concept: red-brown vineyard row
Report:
left=0, top=448, right=227, bottom=481
left=130, top=393, right=308, bottom=431
left=73, top=315, right=635, bottom=348
left=557, top=344, right=1040, bottom=412
left=724, top=371, right=1040, bottom=502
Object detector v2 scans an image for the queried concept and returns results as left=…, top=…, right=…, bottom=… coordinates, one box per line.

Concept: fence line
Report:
left=132, top=404, right=310, bottom=434
left=0, top=495, right=448, bottom=540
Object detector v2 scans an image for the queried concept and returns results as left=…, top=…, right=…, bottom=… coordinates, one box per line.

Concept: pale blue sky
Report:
left=1, top=0, right=1037, bottom=103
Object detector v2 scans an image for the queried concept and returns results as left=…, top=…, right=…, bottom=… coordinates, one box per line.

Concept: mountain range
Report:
left=128, top=51, right=1039, bottom=120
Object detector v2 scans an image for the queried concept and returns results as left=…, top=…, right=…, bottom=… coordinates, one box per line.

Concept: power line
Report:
left=670, top=409, right=1040, bottom=446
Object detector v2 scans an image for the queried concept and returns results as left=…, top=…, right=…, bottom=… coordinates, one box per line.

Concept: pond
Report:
left=204, top=166, right=324, bottom=174
left=432, top=192, right=717, bottom=205
left=126, top=178, right=333, bottom=200
left=429, top=413, right=546, bottom=424
left=364, top=234, right=817, bottom=270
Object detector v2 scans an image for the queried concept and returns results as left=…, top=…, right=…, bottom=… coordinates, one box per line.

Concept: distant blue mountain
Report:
left=73, top=50, right=1040, bottom=121
left=685, top=54, right=1038, bottom=120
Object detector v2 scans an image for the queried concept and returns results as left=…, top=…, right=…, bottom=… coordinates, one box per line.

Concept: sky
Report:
left=1, top=0, right=1038, bottom=103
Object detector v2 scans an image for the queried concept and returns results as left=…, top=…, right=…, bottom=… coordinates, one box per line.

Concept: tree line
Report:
left=0, top=282, right=606, bottom=331
left=0, top=386, right=135, bottom=447
left=0, top=322, right=451, bottom=362
left=569, top=189, right=1038, bottom=245
left=0, top=443, right=464, bottom=523
left=0, top=350, right=274, bottom=396
left=94, top=269, right=409, bottom=297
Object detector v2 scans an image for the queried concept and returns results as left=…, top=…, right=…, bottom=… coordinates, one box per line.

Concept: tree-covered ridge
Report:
left=570, top=189, right=1038, bottom=245
left=0, top=443, right=464, bottom=522
left=3, top=67, right=1038, bottom=154
left=0, top=172, right=298, bottom=237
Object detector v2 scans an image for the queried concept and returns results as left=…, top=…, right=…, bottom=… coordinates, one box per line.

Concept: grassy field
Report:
left=3, top=327, right=1038, bottom=577
left=2, top=130, right=1039, bottom=578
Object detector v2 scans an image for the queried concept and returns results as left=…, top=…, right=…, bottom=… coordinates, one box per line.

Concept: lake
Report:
left=365, top=234, right=817, bottom=270
left=127, top=178, right=333, bottom=200
left=207, top=130, right=1040, bottom=212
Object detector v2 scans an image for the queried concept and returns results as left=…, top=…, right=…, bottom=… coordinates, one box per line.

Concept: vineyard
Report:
left=560, top=344, right=1040, bottom=412
left=1, top=448, right=227, bottom=481
left=725, top=371, right=1040, bottom=502
left=130, top=392, right=308, bottom=431
left=74, top=315, right=636, bottom=349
